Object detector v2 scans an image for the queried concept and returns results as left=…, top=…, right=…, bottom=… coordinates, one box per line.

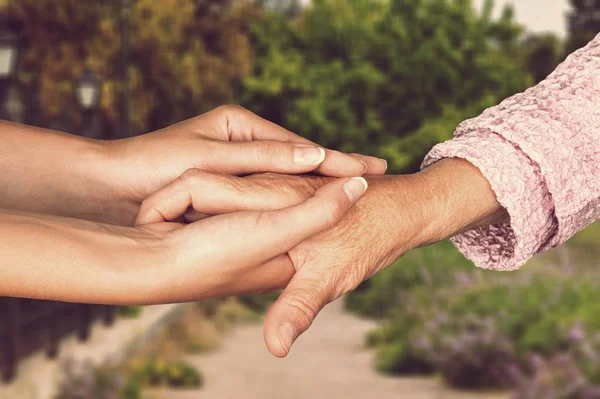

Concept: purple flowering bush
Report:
left=346, top=241, right=600, bottom=393
left=426, top=315, right=518, bottom=389
left=512, top=353, right=600, bottom=399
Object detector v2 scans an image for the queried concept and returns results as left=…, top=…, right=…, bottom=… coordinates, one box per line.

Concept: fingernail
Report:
left=343, top=177, right=368, bottom=203
left=380, top=159, right=388, bottom=172
left=278, top=323, right=297, bottom=354
left=294, top=146, right=326, bottom=166
left=360, top=161, right=368, bottom=174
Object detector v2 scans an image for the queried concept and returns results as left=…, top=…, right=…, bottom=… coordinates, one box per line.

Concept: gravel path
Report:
left=156, top=299, right=509, bottom=399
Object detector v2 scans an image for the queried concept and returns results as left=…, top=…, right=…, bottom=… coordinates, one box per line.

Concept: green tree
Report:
left=11, top=0, right=256, bottom=134
left=242, top=0, right=531, bottom=172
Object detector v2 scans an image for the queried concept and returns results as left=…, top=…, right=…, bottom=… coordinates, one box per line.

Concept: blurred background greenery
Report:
left=2, top=0, right=600, bottom=398
left=4, top=0, right=571, bottom=171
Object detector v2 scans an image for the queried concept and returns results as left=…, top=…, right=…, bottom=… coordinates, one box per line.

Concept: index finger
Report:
left=216, top=106, right=387, bottom=176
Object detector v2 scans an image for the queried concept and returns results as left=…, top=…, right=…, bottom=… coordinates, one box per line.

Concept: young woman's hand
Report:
left=0, top=176, right=367, bottom=305
left=103, top=105, right=385, bottom=224
left=0, top=106, right=386, bottom=225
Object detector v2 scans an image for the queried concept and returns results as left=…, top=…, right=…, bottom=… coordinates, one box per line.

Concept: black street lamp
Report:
left=0, top=11, right=22, bottom=116
left=75, top=67, right=103, bottom=138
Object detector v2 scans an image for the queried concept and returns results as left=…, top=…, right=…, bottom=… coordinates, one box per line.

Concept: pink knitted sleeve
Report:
left=422, top=34, right=600, bottom=271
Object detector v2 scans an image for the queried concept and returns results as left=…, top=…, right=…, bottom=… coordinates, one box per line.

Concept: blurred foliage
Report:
left=346, top=241, right=600, bottom=392
left=130, top=358, right=203, bottom=389
left=513, top=353, right=600, bottom=399
left=118, top=306, right=143, bottom=318
left=568, top=221, right=600, bottom=255
left=11, top=0, right=257, bottom=133
left=242, top=0, right=532, bottom=171
left=137, top=298, right=267, bottom=361
left=521, top=33, right=564, bottom=84
left=6, top=0, right=548, bottom=172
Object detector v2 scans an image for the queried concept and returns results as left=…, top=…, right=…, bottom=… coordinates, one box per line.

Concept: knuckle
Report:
left=218, top=104, right=247, bottom=115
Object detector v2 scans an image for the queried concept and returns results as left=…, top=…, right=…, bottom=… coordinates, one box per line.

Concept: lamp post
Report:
left=0, top=11, right=22, bottom=118
left=75, top=67, right=102, bottom=138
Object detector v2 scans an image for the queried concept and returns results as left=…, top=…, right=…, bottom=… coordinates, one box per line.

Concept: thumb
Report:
left=263, top=270, right=335, bottom=358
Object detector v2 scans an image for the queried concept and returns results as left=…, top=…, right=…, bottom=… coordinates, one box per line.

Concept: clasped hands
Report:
left=105, top=106, right=487, bottom=357
left=121, top=105, right=418, bottom=358
left=125, top=105, right=405, bottom=358
left=2, top=105, right=497, bottom=358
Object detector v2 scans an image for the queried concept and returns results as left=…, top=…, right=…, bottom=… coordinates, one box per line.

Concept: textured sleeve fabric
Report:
left=422, top=33, right=600, bottom=271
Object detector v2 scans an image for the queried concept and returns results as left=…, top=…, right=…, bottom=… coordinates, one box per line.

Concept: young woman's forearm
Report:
left=0, top=121, right=135, bottom=224
left=0, top=210, right=161, bottom=303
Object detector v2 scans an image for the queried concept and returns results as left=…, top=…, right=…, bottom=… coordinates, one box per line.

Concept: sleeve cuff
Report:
left=422, top=131, right=557, bottom=271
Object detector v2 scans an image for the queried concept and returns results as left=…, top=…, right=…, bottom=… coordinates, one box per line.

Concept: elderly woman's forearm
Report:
left=413, top=158, right=508, bottom=246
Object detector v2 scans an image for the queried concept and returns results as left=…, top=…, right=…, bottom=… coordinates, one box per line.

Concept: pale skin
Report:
left=0, top=105, right=506, bottom=358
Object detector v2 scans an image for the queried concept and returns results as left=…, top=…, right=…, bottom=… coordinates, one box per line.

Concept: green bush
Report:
left=119, top=306, right=143, bottom=319
left=131, top=359, right=203, bottom=389
left=352, top=238, right=600, bottom=388
left=426, top=315, right=518, bottom=389
left=444, top=275, right=600, bottom=356
left=513, top=354, right=600, bottom=399
left=345, top=241, right=488, bottom=319
left=375, top=340, right=434, bottom=376
left=367, top=270, right=600, bottom=388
